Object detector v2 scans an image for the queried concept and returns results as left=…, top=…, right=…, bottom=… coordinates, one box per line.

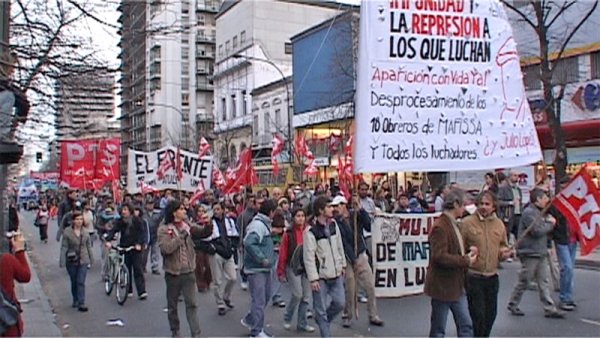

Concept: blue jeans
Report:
left=244, top=272, right=272, bottom=336
left=284, top=267, right=310, bottom=329
left=556, top=243, right=577, bottom=303
left=271, top=251, right=282, bottom=303
left=312, top=277, right=345, bottom=338
left=429, top=292, right=473, bottom=337
left=66, top=263, right=88, bottom=306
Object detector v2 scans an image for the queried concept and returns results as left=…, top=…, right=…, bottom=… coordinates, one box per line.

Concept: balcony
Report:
left=196, top=112, right=214, bottom=122
left=196, top=35, right=216, bottom=43
left=196, top=51, right=215, bottom=59
left=214, top=115, right=252, bottom=133
left=196, top=82, right=214, bottom=91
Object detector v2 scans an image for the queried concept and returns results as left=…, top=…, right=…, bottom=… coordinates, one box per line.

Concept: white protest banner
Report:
left=372, top=212, right=439, bottom=297
left=127, top=146, right=213, bottom=194
left=355, top=0, right=543, bottom=173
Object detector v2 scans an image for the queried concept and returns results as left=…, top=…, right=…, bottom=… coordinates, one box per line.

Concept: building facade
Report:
left=118, top=0, right=220, bottom=176
left=212, top=0, right=340, bottom=169
left=55, top=71, right=116, bottom=140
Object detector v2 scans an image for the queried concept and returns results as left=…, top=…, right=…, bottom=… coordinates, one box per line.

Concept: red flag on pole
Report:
left=190, top=180, right=206, bottom=205
left=198, top=137, right=211, bottom=157
left=157, top=156, right=174, bottom=180
left=303, top=160, right=318, bottom=176
left=140, top=181, right=159, bottom=195
left=552, top=167, right=600, bottom=256
left=212, top=167, right=226, bottom=189
left=271, top=134, right=285, bottom=178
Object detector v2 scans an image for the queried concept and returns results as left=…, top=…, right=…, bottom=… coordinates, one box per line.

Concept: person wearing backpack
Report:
left=276, top=208, right=315, bottom=333
left=0, top=232, right=31, bottom=337
left=303, top=196, right=347, bottom=338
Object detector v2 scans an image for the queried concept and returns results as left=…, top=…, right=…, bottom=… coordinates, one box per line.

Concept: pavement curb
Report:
left=17, top=249, right=63, bottom=337
left=575, top=258, right=600, bottom=271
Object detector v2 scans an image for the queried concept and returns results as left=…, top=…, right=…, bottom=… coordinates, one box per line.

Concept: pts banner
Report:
left=60, top=138, right=120, bottom=190
left=127, top=146, right=213, bottom=194
left=372, top=213, right=439, bottom=298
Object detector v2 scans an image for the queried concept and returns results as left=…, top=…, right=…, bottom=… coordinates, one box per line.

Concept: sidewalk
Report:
left=15, top=251, right=62, bottom=337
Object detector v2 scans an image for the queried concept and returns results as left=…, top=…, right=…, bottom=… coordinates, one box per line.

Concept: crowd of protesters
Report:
left=0, top=168, right=583, bottom=338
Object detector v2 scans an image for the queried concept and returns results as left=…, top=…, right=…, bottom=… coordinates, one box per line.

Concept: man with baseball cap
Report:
left=332, top=195, right=384, bottom=328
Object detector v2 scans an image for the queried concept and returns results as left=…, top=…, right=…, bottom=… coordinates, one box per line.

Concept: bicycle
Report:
left=102, top=244, right=134, bottom=305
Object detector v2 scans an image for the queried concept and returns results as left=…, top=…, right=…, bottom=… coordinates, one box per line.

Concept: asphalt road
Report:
left=19, top=211, right=600, bottom=337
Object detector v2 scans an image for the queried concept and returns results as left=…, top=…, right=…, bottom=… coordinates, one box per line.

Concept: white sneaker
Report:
left=252, top=330, right=273, bottom=338
left=298, top=325, right=315, bottom=333
left=241, top=282, right=248, bottom=290
left=506, top=257, right=514, bottom=262
left=283, top=321, right=292, bottom=330
left=241, top=318, right=251, bottom=330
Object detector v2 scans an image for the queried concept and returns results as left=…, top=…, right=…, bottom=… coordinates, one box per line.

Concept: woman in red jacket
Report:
left=0, top=232, right=32, bottom=337
left=276, top=208, right=315, bottom=333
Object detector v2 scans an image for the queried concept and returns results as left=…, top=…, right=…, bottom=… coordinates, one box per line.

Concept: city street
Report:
left=19, top=211, right=600, bottom=337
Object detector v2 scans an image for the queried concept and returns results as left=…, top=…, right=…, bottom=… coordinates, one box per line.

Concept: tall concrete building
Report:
left=213, top=0, right=341, bottom=169
left=55, top=71, right=117, bottom=141
left=118, top=0, right=220, bottom=176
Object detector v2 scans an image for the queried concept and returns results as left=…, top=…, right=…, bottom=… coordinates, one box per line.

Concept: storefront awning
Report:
left=536, top=119, right=600, bottom=149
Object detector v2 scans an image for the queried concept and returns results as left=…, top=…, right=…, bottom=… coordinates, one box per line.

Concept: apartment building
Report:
left=118, top=0, right=220, bottom=176
left=55, top=71, right=116, bottom=141
left=212, top=0, right=341, bottom=168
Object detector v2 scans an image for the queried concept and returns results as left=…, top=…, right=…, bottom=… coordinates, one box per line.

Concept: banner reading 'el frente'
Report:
left=127, top=146, right=213, bottom=194
left=354, top=0, right=543, bottom=172
left=372, top=213, right=438, bottom=298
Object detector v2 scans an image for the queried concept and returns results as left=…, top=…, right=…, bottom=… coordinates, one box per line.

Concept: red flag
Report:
left=272, top=134, right=285, bottom=157
left=198, top=137, right=211, bottom=157
left=344, top=135, right=353, bottom=157
left=329, top=133, right=342, bottom=152
left=157, top=155, right=174, bottom=179
left=190, top=181, right=206, bottom=205
left=112, top=179, right=122, bottom=204
left=212, top=167, right=226, bottom=189
left=552, top=167, right=600, bottom=256
left=272, top=158, right=280, bottom=177
left=140, top=181, right=158, bottom=195
left=176, top=147, right=183, bottom=181
left=303, top=160, right=318, bottom=176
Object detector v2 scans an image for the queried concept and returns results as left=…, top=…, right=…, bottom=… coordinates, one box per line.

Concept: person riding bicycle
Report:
left=104, top=203, right=148, bottom=300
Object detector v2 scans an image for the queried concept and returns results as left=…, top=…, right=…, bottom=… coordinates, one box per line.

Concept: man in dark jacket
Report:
left=508, top=188, right=563, bottom=318
left=333, top=195, right=383, bottom=328
left=424, top=189, right=477, bottom=337
left=237, top=194, right=261, bottom=290
left=143, top=200, right=163, bottom=275
left=497, top=171, right=523, bottom=244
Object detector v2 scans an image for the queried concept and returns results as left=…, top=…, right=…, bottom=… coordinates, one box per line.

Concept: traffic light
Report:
left=36, top=152, right=42, bottom=163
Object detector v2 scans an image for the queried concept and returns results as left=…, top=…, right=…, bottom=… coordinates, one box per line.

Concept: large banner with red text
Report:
left=60, top=138, right=120, bottom=190
left=372, top=212, right=439, bottom=298
left=354, top=0, right=542, bottom=172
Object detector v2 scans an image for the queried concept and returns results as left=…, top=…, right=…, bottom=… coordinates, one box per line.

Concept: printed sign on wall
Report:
left=354, top=0, right=543, bottom=172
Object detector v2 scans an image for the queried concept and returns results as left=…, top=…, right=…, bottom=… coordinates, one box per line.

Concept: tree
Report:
left=6, top=0, right=117, bottom=148
left=502, top=0, right=599, bottom=184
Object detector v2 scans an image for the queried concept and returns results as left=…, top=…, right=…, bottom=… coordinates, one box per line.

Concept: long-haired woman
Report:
left=59, top=211, right=93, bottom=311
left=276, top=208, right=315, bottom=332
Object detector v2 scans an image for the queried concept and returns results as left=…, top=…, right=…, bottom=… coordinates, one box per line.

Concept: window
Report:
left=230, top=144, right=237, bottom=164
left=182, top=94, right=189, bottom=106
left=181, top=47, right=189, bottom=60
left=552, top=56, right=579, bottom=85
left=218, top=44, right=223, bottom=57
left=197, top=13, right=205, bottom=25
left=253, top=116, right=259, bottom=136
left=522, top=64, right=541, bottom=90
left=275, top=108, right=281, bottom=127
left=221, top=97, right=226, bottom=121
left=264, top=112, right=271, bottom=133
left=225, top=40, right=230, bottom=55
left=284, top=42, right=292, bottom=55
left=591, top=51, right=600, bottom=79
left=242, top=90, right=248, bottom=115
left=181, top=62, right=189, bottom=74
left=233, top=36, right=238, bottom=50
left=150, top=45, right=161, bottom=62
left=240, top=30, right=246, bottom=45
left=231, top=94, right=236, bottom=118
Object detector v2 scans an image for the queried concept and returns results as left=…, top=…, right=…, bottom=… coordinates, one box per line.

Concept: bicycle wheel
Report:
left=103, top=260, right=113, bottom=295
left=115, top=265, right=129, bottom=305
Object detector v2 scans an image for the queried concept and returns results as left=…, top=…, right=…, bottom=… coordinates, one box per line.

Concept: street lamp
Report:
left=232, top=53, right=293, bottom=163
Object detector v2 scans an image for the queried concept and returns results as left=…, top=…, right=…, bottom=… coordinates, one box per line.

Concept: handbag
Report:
left=66, top=233, right=83, bottom=264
